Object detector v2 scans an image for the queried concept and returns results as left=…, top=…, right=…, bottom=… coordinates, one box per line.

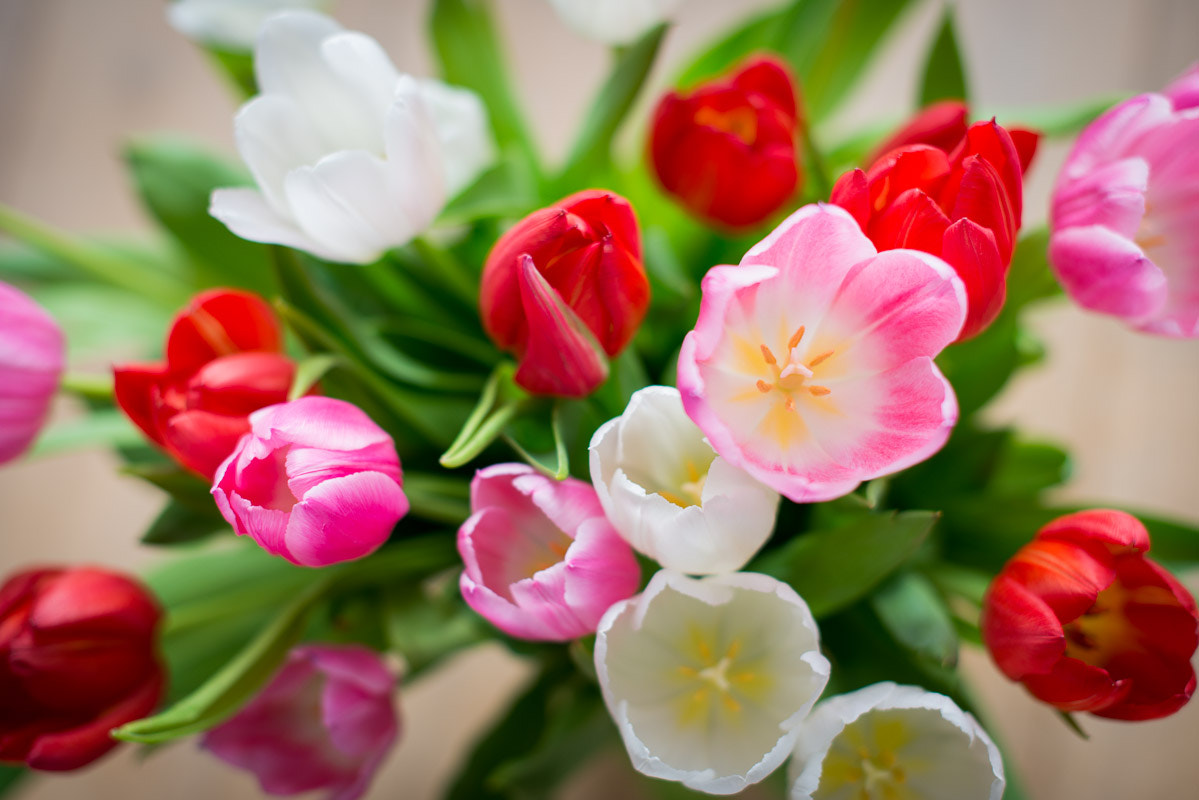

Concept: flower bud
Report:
left=212, top=397, right=409, bottom=567
left=480, top=190, right=648, bottom=397
left=457, top=463, right=641, bottom=641
left=0, top=281, right=64, bottom=465
left=0, top=567, right=164, bottom=771
left=202, top=644, right=398, bottom=800
left=114, top=288, right=297, bottom=479
left=981, top=509, right=1199, bottom=720
left=650, top=55, right=802, bottom=228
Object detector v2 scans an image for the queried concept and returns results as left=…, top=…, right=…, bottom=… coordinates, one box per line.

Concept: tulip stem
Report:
left=59, top=372, right=114, bottom=401
left=410, top=237, right=479, bottom=309
left=801, top=128, right=833, bottom=201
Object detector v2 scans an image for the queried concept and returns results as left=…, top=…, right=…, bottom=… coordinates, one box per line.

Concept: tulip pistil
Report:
left=756, top=328, right=835, bottom=407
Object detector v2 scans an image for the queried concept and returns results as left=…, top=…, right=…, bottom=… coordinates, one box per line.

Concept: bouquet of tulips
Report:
left=2, top=1, right=1197, bottom=798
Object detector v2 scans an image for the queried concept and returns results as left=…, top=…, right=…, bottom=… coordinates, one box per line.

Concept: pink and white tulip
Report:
left=457, top=463, right=640, bottom=641
left=212, top=396, right=409, bottom=567
left=595, top=570, right=831, bottom=795
left=202, top=644, right=398, bottom=800
left=789, top=683, right=1004, bottom=800
left=677, top=204, right=966, bottom=504
left=1050, top=63, right=1199, bottom=337
left=0, top=281, right=64, bottom=465
left=589, top=385, right=779, bottom=574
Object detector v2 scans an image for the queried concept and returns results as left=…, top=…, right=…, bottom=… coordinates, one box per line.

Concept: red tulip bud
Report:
left=650, top=55, right=802, bottom=229
left=982, top=510, right=1199, bottom=721
left=0, top=567, right=164, bottom=771
left=480, top=190, right=648, bottom=397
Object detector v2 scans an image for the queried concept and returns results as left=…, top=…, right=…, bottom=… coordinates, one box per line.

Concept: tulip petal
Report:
left=943, top=155, right=1016, bottom=262
left=868, top=100, right=970, bottom=164
left=285, top=471, right=408, bottom=566
left=210, top=186, right=342, bottom=260
left=417, top=78, right=497, bottom=197
left=283, top=154, right=394, bottom=265
left=942, top=218, right=1007, bottom=339
left=113, top=363, right=170, bottom=446
left=982, top=574, right=1066, bottom=680
left=867, top=188, right=951, bottom=253
left=1022, top=657, right=1129, bottom=713
left=1037, top=508, right=1151, bottom=554
left=829, top=169, right=870, bottom=229
left=1163, top=62, right=1199, bottom=111
left=1051, top=156, right=1149, bottom=238
left=232, top=94, right=327, bottom=217
left=1050, top=225, right=1168, bottom=322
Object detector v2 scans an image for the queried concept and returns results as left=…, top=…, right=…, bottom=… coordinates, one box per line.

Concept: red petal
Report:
left=1022, top=656, right=1130, bottom=713
left=513, top=256, right=608, bottom=397
left=981, top=573, right=1067, bottom=680
left=1003, top=539, right=1114, bottom=622
left=951, top=121, right=1024, bottom=227
left=161, top=409, right=254, bottom=479
left=865, top=145, right=952, bottom=212
left=166, top=289, right=282, bottom=374
left=942, top=155, right=1015, bottom=262
left=941, top=217, right=1006, bottom=340
left=830, top=169, right=871, bottom=229
left=560, top=190, right=642, bottom=262
left=1008, top=126, right=1041, bottom=174
left=867, top=187, right=950, bottom=252
left=112, top=363, right=170, bottom=446
left=1037, top=509, right=1151, bottom=555
left=868, top=100, right=970, bottom=165
left=186, top=352, right=295, bottom=417
left=731, top=56, right=799, bottom=123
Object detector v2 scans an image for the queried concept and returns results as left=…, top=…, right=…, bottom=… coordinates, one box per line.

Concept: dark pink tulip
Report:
left=0, top=281, right=64, bottom=465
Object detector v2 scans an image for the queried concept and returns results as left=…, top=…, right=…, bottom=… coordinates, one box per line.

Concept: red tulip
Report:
left=0, top=567, right=164, bottom=771
left=114, top=288, right=297, bottom=479
left=831, top=120, right=1032, bottom=340
left=480, top=190, right=648, bottom=397
left=981, top=510, right=1199, bottom=721
left=868, top=101, right=1040, bottom=176
left=650, top=55, right=802, bottom=229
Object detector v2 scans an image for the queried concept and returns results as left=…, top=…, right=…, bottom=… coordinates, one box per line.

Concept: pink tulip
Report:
left=0, top=281, right=64, bottom=465
left=1050, top=63, right=1199, bottom=337
left=677, top=204, right=966, bottom=503
left=202, top=644, right=398, bottom=800
left=457, top=463, right=641, bottom=641
left=212, top=397, right=409, bottom=567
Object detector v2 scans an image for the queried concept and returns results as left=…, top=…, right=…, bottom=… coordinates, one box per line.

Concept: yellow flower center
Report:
left=816, top=714, right=915, bottom=800
left=755, top=325, right=836, bottom=412
left=657, top=460, right=708, bottom=508
left=674, top=632, right=768, bottom=723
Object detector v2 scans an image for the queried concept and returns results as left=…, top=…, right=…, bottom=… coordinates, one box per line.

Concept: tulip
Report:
left=480, top=190, right=649, bottom=397
left=1049, top=63, right=1199, bottom=338
left=595, top=570, right=830, bottom=795
left=546, top=0, right=685, bottom=46
left=831, top=118, right=1028, bottom=340
left=866, top=100, right=1040, bottom=175
left=167, top=0, right=328, bottom=51
left=202, top=644, right=398, bottom=800
left=212, top=397, right=409, bottom=567
left=0, top=281, right=64, bottom=465
left=589, top=385, right=779, bottom=574
left=457, top=463, right=640, bottom=641
left=0, top=567, right=164, bottom=771
left=981, top=509, right=1199, bottom=720
left=788, top=682, right=1004, bottom=800
left=114, top=288, right=296, bottom=480
left=650, top=56, right=801, bottom=229
left=210, top=11, right=495, bottom=264
left=677, top=204, right=965, bottom=504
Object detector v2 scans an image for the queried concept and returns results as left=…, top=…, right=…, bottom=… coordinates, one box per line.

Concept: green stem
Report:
left=801, top=124, right=833, bottom=201
left=410, top=236, right=479, bottom=308
left=60, top=372, right=114, bottom=401
left=0, top=204, right=187, bottom=305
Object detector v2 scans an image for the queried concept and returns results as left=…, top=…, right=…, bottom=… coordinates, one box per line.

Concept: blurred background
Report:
left=0, top=0, right=1196, bottom=798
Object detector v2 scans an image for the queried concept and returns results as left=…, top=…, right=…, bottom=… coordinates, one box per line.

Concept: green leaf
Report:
left=430, top=0, right=540, bottom=182
left=0, top=766, right=26, bottom=799
left=29, top=282, right=171, bottom=362
left=289, top=353, right=339, bottom=401
left=441, top=364, right=526, bottom=468
left=752, top=510, right=939, bottom=618
left=675, top=7, right=782, bottom=86
left=988, top=438, right=1072, bottom=496
left=403, top=470, right=472, bottom=525
left=122, top=463, right=216, bottom=512
left=919, top=8, right=968, bottom=105
left=1005, top=228, right=1059, bottom=311
left=440, top=156, right=539, bottom=223
left=504, top=402, right=570, bottom=480
left=871, top=571, right=959, bottom=667
left=555, top=23, right=668, bottom=192
left=140, top=500, right=226, bottom=546
left=30, top=409, right=143, bottom=456
left=384, top=577, right=488, bottom=678
left=113, top=577, right=330, bottom=743
left=124, top=137, right=274, bottom=294
left=1056, top=710, right=1089, bottom=740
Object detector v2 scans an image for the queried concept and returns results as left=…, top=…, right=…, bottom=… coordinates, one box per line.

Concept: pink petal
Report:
left=1163, top=62, right=1199, bottom=111
left=1049, top=225, right=1167, bottom=321
left=1051, top=157, right=1149, bottom=237
left=285, top=471, right=408, bottom=566
left=249, top=396, right=394, bottom=452
left=1060, top=93, right=1174, bottom=182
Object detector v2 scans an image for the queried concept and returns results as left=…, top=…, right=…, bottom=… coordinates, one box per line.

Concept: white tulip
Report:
left=589, top=386, right=780, bottom=575
left=789, top=682, right=1005, bottom=800
left=167, top=0, right=328, bottom=51
left=595, top=570, right=831, bottom=795
left=546, top=0, right=685, bottom=46
left=210, top=11, right=495, bottom=264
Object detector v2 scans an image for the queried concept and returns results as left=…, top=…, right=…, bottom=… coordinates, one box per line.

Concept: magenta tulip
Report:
left=0, top=281, right=64, bottom=465
left=202, top=644, right=398, bottom=800
left=457, top=463, right=641, bottom=641
left=212, top=397, right=409, bottom=567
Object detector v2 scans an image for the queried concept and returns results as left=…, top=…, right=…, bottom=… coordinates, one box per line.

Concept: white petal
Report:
left=382, top=77, right=448, bottom=236
left=209, top=187, right=341, bottom=260
left=282, top=151, right=399, bottom=264
left=233, top=93, right=326, bottom=215
left=167, top=0, right=327, bottom=51
left=547, top=0, right=685, bottom=45
left=417, top=78, right=496, bottom=197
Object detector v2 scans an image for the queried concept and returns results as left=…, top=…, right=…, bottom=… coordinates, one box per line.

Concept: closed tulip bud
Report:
left=212, top=397, right=410, bottom=567
left=832, top=119, right=1032, bottom=340
left=114, top=288, right=297, bottom=480
left=480, top=190, right=649, bottom=397
left=0, top=567, right=164, bottom=771
left=981, top=510, right=1199, bottom=721
left=0, top=281, right=64, bottom=466
left=202, top=644, right=398, bottom=800
left=650, top=55, right=802, bottom=229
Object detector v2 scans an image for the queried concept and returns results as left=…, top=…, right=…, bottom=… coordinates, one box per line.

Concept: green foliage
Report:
left=141, top=500, right=227, bottom=546
left=919, top=8, right=968, bottom=105
left=871, top=571, right=959, bottom=667
left=0, top=766, right=26, bottom=799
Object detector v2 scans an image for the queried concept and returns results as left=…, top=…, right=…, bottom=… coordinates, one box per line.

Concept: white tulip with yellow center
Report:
left=595, top=570, right=831, bottom=795
left=167, top=0, right=328, bottom=51
left=788, top=682, right=1004, bottom=800
left=589, top=385, right=780, bottom=575
left=546, top=0, right=686, bottom=46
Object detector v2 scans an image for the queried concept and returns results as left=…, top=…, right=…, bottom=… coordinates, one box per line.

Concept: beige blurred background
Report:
left=1, top=0, right=1197, bottom=798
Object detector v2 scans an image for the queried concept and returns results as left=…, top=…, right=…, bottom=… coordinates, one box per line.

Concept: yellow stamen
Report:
left=756, top=379, right=772, bottom=393
left=808, top=349, right=835, bottom=367
left=808, top=385, right=831, bottom=397
left=788, top=325, right=806, bottom=350
left=760, top=344, right=777, bottom=366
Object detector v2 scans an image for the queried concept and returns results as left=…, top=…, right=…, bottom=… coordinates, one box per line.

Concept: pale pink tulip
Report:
left=0, top=281, right=64, bottom=465
left=202, top=644, right=398, bottom=800
left=212, top=396, right=409, bottom=566
left=677, top=204, right=966, bottom=503
left=457, top=463, right=641, bottom=641
left=1050, top=63, right=1199, bottom=337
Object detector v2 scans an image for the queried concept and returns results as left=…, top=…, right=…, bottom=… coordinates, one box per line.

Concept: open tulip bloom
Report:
left=5, top=3, right=1199, bottom=798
